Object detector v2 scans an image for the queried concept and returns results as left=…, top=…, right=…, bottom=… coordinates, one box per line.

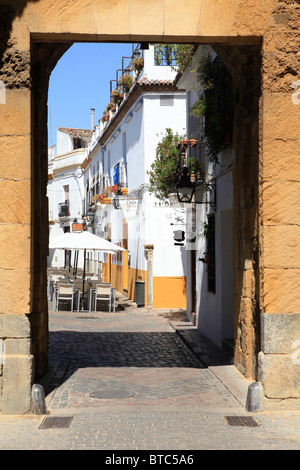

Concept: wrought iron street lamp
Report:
left=176, top=140, right=216, bottom=210
left=86, top=207, right=94, bottom=225
left=176, top=167, right=195, bottom=203
left=112, top=185, right=125, bottom=210
left=133, top=50, right=141, bottom=60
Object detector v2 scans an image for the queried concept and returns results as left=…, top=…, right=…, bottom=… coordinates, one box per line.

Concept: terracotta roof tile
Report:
left=58, top=127, right=92, bottom=138
left=137, top=78, right=175, bottom=87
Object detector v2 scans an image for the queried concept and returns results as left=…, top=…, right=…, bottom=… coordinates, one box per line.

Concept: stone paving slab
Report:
left=0, top=407, right=299, bottom=450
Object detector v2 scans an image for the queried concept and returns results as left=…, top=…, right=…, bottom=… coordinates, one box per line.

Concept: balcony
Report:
left=58, top=201, right=70, bottom=218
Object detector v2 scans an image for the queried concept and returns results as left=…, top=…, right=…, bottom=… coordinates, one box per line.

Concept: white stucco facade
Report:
left=47, top=44, right=235, bottom=341
left=48, top=127, right=91, bottom=268
left=177, top=45, right=235, bottom=350
left=79, top=45, right=188, bottom=308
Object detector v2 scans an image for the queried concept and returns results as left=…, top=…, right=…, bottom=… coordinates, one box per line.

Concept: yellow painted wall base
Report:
left=128, top=267, right=147, bottom=306
left=103, top=263, right=186, bottom=309
left=153, top=276, right=187, bottom=309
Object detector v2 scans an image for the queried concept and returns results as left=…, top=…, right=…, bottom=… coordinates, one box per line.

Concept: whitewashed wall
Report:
left=177, top=45, right=235, bottom=348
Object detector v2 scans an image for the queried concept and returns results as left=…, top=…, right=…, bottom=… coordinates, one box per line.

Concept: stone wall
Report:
left=214, top=44, right=262, bottom=380
left=0, top=0, right=299, bottom=412
left=258, top=1, right=300, bottom=407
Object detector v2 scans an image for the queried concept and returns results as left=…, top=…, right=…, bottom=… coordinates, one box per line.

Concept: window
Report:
left=64, top=226, right=71, bottom=267
left=154, top=44, right=176, bottom=66
left=73, top=137, right=83, bottom=149
left=113, top=163, right=119, bottom=185
left=63, top=185, right=69, bottom=203
left=111, top=242, right=123, bottom=266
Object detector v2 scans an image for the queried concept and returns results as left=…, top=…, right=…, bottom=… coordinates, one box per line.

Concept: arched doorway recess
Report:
left=0, top=0, right=299, bottom=413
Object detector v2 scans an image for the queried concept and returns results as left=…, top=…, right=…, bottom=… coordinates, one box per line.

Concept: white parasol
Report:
left=49, top=231, right=127, bottom=253
left=49, top=231, right=127, bottom=307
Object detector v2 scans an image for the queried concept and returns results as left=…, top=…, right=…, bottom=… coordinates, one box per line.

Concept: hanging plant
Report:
left=148, top=129, right=204, bottom=200
left=106, top=102, right=116, bottom=112
left=103, top=185, right=119, bottom=197
left=91, top=194, right=100, bottom=204
left=118, top=74, right=133, bottom=94
left=172, top=44, right=195, bottom=74
left=101, top=110, right=109, bottom=123
left=147, top=128, right=183, bottom=200
left=154, top=44, right=194, bottom=74
left=131, top=57, right=144, bottom=74
left=199, top=221, right=215, bottom=270
left=111, top=88, right=124, bottom=106
left=193, top=53, right=236, bottom=162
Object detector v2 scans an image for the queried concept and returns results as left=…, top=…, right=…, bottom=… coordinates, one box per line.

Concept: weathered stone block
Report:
left=262, top=181, right=300, bottom=225
left=0, top=224, right=31, bottom=269
left=258, top=351, right=300, bottom=399
left=0, top=313, right=31, bottom=338
left=0, top=180, right=31, bottom=224
left=263, top=225, right=300, bottom=269
left=232, top=0, right=274, bottom=37
left=0, top=135, right=31, bottom=180
left=263, top=268, right=300, bottom=313
left=2, top=354, right=34, bottom=414
left=0, top=89, right=30, bottom=136
left=261, top=313, right=300, bottom=354
left=0, top=270, right=31, bottom=314
left=262, top=138, right=300, bottom=181
left=262, top=94, right=300, bottom=141
left=5, top=338, right=31, bottom=356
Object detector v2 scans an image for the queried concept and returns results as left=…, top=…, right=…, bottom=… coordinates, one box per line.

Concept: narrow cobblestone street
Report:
left=0, top=301, right=299, bottom=452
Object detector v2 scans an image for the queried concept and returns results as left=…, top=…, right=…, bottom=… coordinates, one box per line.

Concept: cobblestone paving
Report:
left=0, top=307, right=299, bottom=451
left=46, top=310, right=239, bottom=410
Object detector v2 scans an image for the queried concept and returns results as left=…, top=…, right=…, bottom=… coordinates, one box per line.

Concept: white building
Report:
left=83, top=45, right=188, bottom=308
left=47, top=127, right=91, bottom=268
left=47, top=43, right=235, bottom=347
left=176, top=45, right=235, bottom=352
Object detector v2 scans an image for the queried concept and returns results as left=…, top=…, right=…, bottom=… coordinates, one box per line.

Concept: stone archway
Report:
left=1, top=0, right=299, bottom=413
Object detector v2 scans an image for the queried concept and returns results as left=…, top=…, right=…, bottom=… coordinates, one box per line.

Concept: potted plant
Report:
left=91, top=194, right=100, bottom=204
left=106, top=102, right=116, bottom=113
left=118, top=74, right=133, bottom=94
left=187, top=156, right=203, bottom=182
left=131, top=57, right=144, bottom=74
left=147, top=128, right=183, bottom=200
left=103, top=185, right=117, bottom=198
left=180, top=139, right=189, bottom=149
left=111, top=88, right=124, bottom=106
left=100, top=110, right=109, bottom=123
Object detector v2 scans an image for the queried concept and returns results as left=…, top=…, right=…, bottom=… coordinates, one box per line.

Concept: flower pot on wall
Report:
left=180, top=139, right=189, bottom=149
left=190, top=139, right=198, bottom=147
left=102, top=197, right=112, bottom=204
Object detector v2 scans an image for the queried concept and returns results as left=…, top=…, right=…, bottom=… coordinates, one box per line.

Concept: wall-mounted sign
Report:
left=72, top=223, right=84, bottom=232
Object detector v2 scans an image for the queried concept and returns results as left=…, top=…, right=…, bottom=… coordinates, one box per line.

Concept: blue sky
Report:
left=47, top=42, right=135, bottom=148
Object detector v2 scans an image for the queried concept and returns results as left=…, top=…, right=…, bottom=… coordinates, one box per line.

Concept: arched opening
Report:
left=1, top=0, right=299, bottom=416
left=31, top=38, right=261, bottom=388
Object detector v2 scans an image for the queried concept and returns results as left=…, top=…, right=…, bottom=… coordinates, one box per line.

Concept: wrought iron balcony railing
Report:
left=58, top=201, right=70, bottom=218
